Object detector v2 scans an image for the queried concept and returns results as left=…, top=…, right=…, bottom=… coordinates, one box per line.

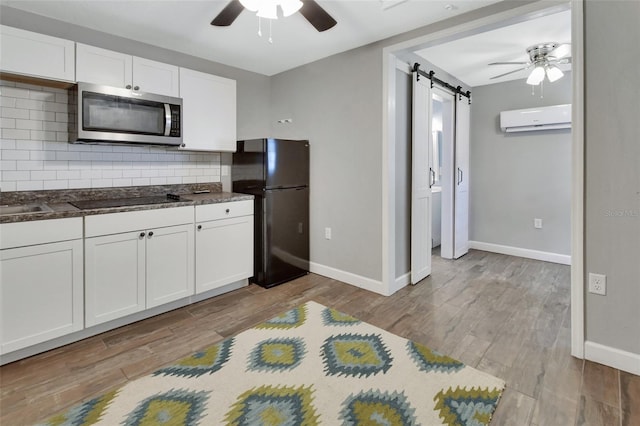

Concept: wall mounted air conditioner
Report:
left=500, top=104, right=572, bottom=132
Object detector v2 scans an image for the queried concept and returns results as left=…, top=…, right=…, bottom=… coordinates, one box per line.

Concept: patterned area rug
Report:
left=37, top=301, right=505, bottom=425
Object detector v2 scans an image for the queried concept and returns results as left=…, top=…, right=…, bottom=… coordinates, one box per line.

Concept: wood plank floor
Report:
left=1, top=249, right=638, bottom=425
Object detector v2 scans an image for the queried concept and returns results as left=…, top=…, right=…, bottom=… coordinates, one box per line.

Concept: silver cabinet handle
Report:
left=458, top=168, right=463, bottom=185
left=429, top=168, right=435, bottom=188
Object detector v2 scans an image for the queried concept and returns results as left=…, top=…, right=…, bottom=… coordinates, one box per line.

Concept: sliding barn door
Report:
left=454, top=96, right=470, bottom=259
left=411, top=73, right=433, bottom=284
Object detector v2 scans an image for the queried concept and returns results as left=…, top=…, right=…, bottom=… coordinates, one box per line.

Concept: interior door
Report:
left=454, top=96, right=470, bottom=258
left=411, top=73, right=433, bottom=284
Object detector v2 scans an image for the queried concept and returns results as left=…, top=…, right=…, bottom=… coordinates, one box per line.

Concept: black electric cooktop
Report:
left=70, top=194, right=181, bottom=210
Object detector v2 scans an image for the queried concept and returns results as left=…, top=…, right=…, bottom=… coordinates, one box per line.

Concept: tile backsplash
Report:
left=0, top=80, right=221, bottom=192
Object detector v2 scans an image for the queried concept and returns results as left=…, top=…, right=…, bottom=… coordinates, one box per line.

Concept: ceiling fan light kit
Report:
left=241, top=0, right=303, bottom=19
left=489, top=41, right=571, bottom=86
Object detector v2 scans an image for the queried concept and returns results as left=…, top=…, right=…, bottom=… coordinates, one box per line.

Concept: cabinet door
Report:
left=146, top=224, right=194, bottom=308
left=0, top=25, right=75, bottom=81
left=179, top=67, right=236, bottom=152
left=85, top=231, right=145, bottom=327
left=1, top=240, right=83, bottom=354
left=132, top=57, right=179, bottom=97
left=196, top=215, right=253, bottom=293
left=76, top=43, right=133, bottom=88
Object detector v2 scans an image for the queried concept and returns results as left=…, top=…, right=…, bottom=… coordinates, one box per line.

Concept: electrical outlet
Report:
left=324, top=227, right=332, bottom=240
left=588, top=273, right=606, bottom=295
left=534, top=218, right=543, bottom=229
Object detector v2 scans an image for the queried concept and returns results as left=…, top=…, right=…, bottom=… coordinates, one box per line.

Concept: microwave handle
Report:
left=164, top=104, right=172, bottom=136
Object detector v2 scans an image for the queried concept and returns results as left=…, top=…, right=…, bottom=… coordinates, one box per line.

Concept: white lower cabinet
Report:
left=195, top=201, right=253, bottom=293
left=84, top=207, right=194, bottom=327
left=0, top=218, right=83, bottom=354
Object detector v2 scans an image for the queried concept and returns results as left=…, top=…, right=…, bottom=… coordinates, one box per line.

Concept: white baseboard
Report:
left=392, top=273, right=411, bottom=293
left=469, top=241, right=571, bottom=265
left=309, top=262, right=387, bottom=295
left=584, top=341, right=640, bottom=376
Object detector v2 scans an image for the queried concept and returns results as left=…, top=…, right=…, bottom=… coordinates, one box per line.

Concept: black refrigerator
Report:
left=232, top=138, right=309, bottom=288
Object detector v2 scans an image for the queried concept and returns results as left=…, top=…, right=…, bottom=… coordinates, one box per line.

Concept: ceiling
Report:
left=3, top=0, right=501, bottom=76
left=414, top=9, right=572, bottom=87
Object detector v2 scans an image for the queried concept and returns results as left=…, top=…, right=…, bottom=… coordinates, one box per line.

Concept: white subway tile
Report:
left=157, top=169, right=174, bottom=177
left=30, top=150, right=56, bottom=161
left=141, top=169, right=159, bottom=178
left=102, top=152, right=123, bottom=161
left=57, top=132, right=69, bottom=142
left=196, top=176, right=214, bottom=183
left=68, top=179, right=91, bottom=189
left=1, top=117, right=16, bottom=128
left=43, top=121, right=66, bottom=132
left=94, top=145, right=113, bottom=153
left=2, top=128, right=30, bottom=140
left=29, top=91, right=55, bottom=102
left=19, top=140, right=43, bottom=150
left=112, top=178, right=132, bottom=187
left=122, top=169, right=142, bottom=178
left=1, top=181, right=17, bottom=191
left=16, top=119, right=43, bottom=130
left=68, top=160, right=92, bottom=170
left=91, top=161, right=113, bottom=170
left=1, top=87, right=30, bottom=99
left=43, top=101, right=67, bottom=113
left=3, top=170, right=30, bottom=181
left=131, top=177, right=150, bottom=186
left=81, top=169, right=102, bottom=180
left=44, top=180, right=69, bottom=190
left=43, top=160, right=69, bottom=170
left=16, top=99, right=44, bottom=110
left=15, top=82, right=46, bottom=91
left=189, top=169, right=205, bottom=176
left=69, top=143, right=94, bottom=152
left=56, top=170, right=81, bottom=179
left=102, top=170, right=123, bottom=179
left=91, top=179, right=113, bottom=188
left=1, top=107, right=29, bottom=119
left=141, top=153, right=159, bottom=161
left=0, top=97, right=17, bottom=108
left=1, top=139, right=16, bottom=150
left=16, top=160, right=43, bottom=170
left=182, top=176, right=197, bottom=184
left=0, top=80, right=16, bottom=87
left=17, top=180, right=43, bottom=191
left=118, top=161, right=133, bottom=169
left=174, top=169, right=190, bottom=177
left=2, top=150, right=30, bottom=160
left=149, top=177, right=167, bottom=185
left=30, top=130, right=56, bottom=141
left=55, top=93, right=67, bottom=103
left=80, top=152, right=103, bottom=161
left=166, top=176, right=182, bottom=184
left=44, top=140, right=69, bottom=151
left=1, top=160, right=17, bottom=171
left=55, top=112, right=68, bottom=123
left=111, top=145, right=135, bottom=153
left=56, top=151, right=81, bottom=161
left=30, top=110, right=56, bottom=121
left=31, top=170, right=57, bottom=180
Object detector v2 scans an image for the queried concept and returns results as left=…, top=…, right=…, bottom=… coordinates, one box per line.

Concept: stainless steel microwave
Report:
left=69, top=83, right=182, bottom=146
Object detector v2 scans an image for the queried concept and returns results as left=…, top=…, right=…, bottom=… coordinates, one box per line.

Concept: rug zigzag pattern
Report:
left=38, top=301, right=505, bottom=426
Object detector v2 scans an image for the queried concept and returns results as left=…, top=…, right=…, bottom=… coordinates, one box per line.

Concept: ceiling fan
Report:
left=211, top=0, right=337, bottom=32
left=489, top=42, right=571, bottom=85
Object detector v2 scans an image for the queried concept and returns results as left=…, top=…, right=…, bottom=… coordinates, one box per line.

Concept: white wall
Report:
left=469, top=76, right=572, bottom=258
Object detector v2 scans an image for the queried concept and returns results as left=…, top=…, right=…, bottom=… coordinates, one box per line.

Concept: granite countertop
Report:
left=0, top=183, right=254, bottom=224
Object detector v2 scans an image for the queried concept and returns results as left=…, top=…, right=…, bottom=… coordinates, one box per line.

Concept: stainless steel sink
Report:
left=0, top=203, right=54, bottom=215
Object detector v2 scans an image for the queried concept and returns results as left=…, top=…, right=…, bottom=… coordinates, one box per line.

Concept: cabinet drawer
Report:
left=195, top=200, right=253, bottom=222
left=1, top=217, right=83, bottom=249
left=85, top=206, right=193, bottom=237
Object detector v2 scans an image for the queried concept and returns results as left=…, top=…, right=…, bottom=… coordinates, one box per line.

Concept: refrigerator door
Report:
left=262, top=187, right=309, bottom=287
left=232, top=139, right=266, bottom=191
left=265, top=139, right=309, bottom=189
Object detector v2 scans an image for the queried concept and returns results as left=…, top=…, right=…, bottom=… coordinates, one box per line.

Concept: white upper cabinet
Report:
left=76, top=44, right=179, bottom=97
left=179, top=67, right=237, bottom=152
left=0, top=25, right=75, bottom=82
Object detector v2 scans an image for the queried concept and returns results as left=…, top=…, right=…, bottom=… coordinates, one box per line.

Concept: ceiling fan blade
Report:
left=490, top=66, right=532, bottom=80
left=488, top=61, right=529, bottom=66
left=549, top=43, right=571, bottom=59
left=555, top=57, right=572, bottom=65
left=299, top=0, right=337, bottom=32
left=211, top=0, right=244, bottom=26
